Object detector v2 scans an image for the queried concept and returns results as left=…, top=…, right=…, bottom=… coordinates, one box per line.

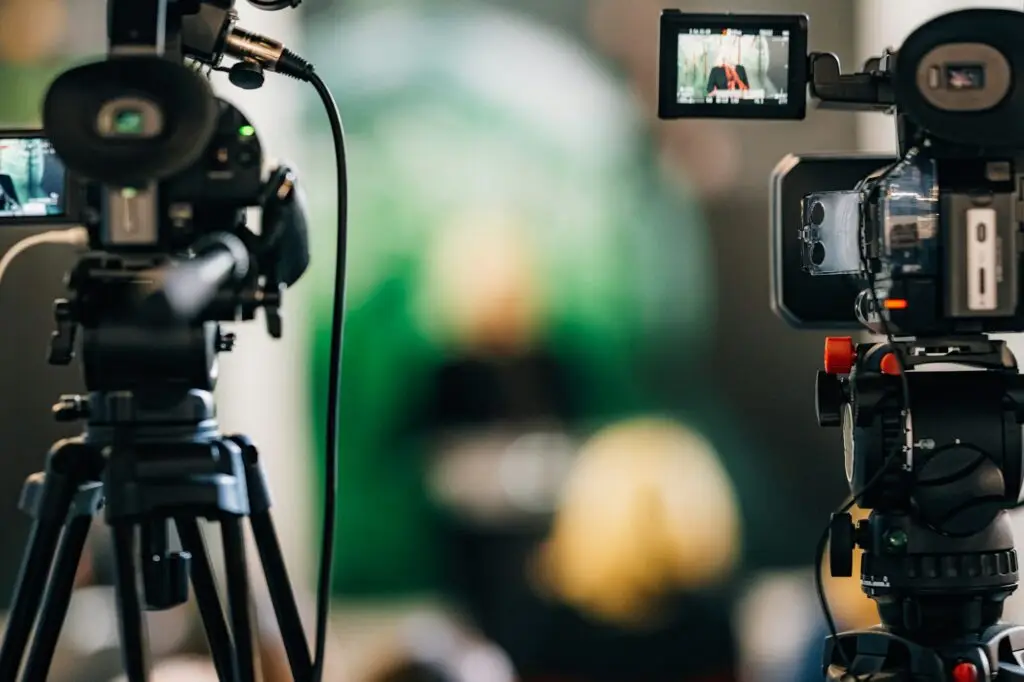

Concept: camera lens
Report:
left=809, top=201, right=826, bottom=227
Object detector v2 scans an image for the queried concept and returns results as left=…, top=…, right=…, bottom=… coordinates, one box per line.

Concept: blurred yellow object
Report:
left=823, top=505, right=880, bottom=630
left=0, top=0, right=67, bottom=62
left=535, top=418, right=741, bottom=629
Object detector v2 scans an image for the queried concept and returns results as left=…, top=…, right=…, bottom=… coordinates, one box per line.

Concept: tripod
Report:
left=0, top=303, right=314, bottom=681
left=818, top=336, right=1024, bottom=681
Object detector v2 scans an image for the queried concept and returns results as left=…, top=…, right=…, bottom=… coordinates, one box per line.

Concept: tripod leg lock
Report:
left=228, top=434, right=273, bottom=514
left=19, top=441, right=103, bottom=520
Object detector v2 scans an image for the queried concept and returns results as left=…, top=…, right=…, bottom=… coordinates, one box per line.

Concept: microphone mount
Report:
left=181, top=0, right=312, bottom=89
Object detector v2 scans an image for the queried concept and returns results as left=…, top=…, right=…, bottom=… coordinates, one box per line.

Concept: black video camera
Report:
left=1, top=1, right=310, bottom=339
left=660, top=8, right=1024, bottom=337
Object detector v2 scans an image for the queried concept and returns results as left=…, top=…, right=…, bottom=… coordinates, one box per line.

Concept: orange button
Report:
left=880, top=353, right=901, bottom=376
left=824, top=337, right=855, bottom=375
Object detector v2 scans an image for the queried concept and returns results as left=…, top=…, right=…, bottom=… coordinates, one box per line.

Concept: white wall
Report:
left=210, top=3, right=315, bottom=588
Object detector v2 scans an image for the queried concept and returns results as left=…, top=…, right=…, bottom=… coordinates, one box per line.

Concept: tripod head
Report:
left=821, top=335, right=1023, bottom=624
left=815, top=334, right=1024, bottom=681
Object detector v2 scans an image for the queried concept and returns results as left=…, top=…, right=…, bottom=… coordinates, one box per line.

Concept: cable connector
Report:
left=224, top=26, right=314, bottom=82
left=0, top=227, right=90, bottom=288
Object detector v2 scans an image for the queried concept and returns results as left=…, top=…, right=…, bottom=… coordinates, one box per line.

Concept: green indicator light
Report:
left=121, top=188, right=138, bottom=199
left=239, top=125, right=256, bottom=138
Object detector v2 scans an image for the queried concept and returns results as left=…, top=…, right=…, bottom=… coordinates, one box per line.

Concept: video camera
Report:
left=661, top=9, right=1024, bottom=336
left=5, top=0, right=315, bottom=339
left=661, top=8, right=1024, bottom=682
left=0, top=2, right=343, bottom=681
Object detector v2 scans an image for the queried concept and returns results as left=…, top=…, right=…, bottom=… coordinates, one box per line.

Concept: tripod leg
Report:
left=250, top=513, right=314, bottom=679
left=0, top=438, right=93, bottom=680
left=221, top=517, right=255, bottom=682
left=21, top=514, right=93, bottom=682
left=0, top=511, right=65, bottom=679
left=175, top=517, right=239, bottom=682
left=111, top=522, right=149, bottom=682
left=233, top=436, right=313, bottom=679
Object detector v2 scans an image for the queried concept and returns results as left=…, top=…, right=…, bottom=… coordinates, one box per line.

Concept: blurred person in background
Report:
left=301, top=0, right=801, bottom=679
left=526, top=418, right=742, bottom=682
left=707, top=49, right=751, bottom=95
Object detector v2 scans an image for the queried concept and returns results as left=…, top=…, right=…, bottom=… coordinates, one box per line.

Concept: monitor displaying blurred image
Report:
left=677, top=28, right=791, bottom=107
left=0, top=136, right=66, bottom=219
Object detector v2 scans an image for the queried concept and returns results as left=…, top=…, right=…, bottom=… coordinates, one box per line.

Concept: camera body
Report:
left=660, top=8, right=1024, bottom=336
left=1, top=0, right=306, bottom=276
left=41, top=1, right=259, bottom=253
left=16, top=0, right=312, bottom=403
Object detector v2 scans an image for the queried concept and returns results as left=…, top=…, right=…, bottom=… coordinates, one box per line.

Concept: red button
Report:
left=880, top=353, right=901, bottom=376
left=952, top=661, right=978, bottom=682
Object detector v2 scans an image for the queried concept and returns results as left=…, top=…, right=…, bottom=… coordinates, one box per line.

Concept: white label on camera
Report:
left=967, top=208, right=997, bottom=311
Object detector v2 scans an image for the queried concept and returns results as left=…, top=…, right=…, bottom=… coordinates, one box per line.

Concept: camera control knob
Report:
left=829, top=512, right=856, bottom=578
left=816, top=371, right=844, bottom=427
left=824, top=336, right=855, bottom=375
left=53, top=395, right=88, bottom=422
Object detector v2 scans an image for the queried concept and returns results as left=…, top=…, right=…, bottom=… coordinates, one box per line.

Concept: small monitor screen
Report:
left=0, top=136, right=66, bottom=218
left=677, top=28, right=792, bottom=107
left=659, top=12, right=807, bottom=120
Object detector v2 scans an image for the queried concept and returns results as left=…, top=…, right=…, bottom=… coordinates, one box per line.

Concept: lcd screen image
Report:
left=0, top=137, right=66, bottom=218
left=677, top=28, right=792, bottom=106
